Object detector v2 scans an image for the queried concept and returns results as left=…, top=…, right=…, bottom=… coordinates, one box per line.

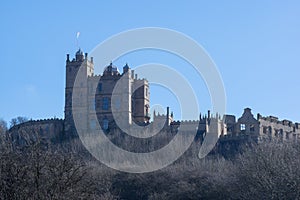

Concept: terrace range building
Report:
left=9, top=49, right=300, bottom=147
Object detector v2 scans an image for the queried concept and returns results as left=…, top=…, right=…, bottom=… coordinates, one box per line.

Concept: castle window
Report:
left=102, top=97, right=110, bottom=110
left=250, top=124, right=255, bottom=132
left=268, top=126, right=272, bottom=135
left=89, top=120, right=96, bottom=130
left=103, top=119, right=109, bottom=130
left=275, top=129, right=279, bottom=137
left=227, top=127, right=232, bottom=132
left=263, top=127, right=267, bottom=134
left=279, top=129, right=284, bottom=138
left=96, top=99, right=101, bottom=109
left=146, top=88, right=148, bottom=96
left=240, top=124, right=246, bottom=131
left=98, top=83, right=102, bottom=93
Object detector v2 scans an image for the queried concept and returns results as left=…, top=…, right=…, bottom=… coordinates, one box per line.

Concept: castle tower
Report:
left=93, top=63, right=150, bottom=130
left=64, top=50, right=150, bottom=133
left=91, top=62, right=131, bottom=130
left=132, top=73, right=150, bottom=124
left=64, top=49, right=94, bottom=137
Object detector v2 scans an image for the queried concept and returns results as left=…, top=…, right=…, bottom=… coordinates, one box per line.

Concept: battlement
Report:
left=8, top=118, right=65, bottom=146
left=169, top=110, right=223, bottom=125
left=9, top=118, right=64, bottom=132
left=179, top=120, right=200, bottom=124
left=136, top=78, right=147, bottom=81
left=90, top=74, right=102, bottom=78
left=66, top=49, right=93, bottom=64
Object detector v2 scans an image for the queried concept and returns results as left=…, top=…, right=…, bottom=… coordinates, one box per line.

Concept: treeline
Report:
left=104, top=140, right=300, bottom=200
left=0, top=117, right=28, bottom=130
left=1, top=119, right=300, bottom=199
left=0, top=140, right=116, bottom=199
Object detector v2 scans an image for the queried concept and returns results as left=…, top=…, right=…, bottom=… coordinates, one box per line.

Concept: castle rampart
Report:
left=9, top=119, right=64, bottom=146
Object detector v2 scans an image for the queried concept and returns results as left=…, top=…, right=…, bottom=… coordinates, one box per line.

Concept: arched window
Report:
left=103, top=119, right=109, bottom=130
left=102, top=97, right=110, bottom=110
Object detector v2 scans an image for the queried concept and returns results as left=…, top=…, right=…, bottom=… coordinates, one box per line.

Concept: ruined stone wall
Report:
left=258, top=115, right=300, bottom=141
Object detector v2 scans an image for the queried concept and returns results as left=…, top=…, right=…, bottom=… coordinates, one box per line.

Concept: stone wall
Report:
left=8, top=119, right=64, bottom=147
left=258, top=115, right=300, bottom=141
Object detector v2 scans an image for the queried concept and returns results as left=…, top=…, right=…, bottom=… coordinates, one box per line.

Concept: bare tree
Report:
left=0, top=119, right=7, bottom=146
left=228, top=141, right=300, bottom=200
left=0, top=119, right=7, bottom=132
left=9, top=116, right=28, bottom=128
left=0, top=138, right=117, bottom=200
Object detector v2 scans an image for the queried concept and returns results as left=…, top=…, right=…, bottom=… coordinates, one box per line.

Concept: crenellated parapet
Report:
left=66, top=49, right=93, bottom=64
left=168, top=110, right=227, bottom=138
left=8, top=119, right=65, bottom=147
left=9, top=118, right=64, bottom=132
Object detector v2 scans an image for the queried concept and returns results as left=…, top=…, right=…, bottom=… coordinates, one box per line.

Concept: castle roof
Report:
left=123, top=63, right=129, bottom=69
left=103, top=62, right=120, bottom=75
left=75, top=48, right=83, bottom=56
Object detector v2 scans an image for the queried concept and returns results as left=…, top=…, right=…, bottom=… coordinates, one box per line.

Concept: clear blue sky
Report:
left=1, top=0, right=300, bottom=123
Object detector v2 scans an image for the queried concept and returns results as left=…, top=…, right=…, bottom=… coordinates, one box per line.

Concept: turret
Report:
left=123, top=63, right=130, bottom=74
left=64, top=49, right=94, bottom=137
left=103, top=62, right=120, bottom=76
left=75, top=48, right=84, bottom=61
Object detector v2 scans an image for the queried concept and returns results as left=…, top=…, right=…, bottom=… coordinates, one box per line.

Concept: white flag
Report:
left=76, top=32, right=80, bottom=39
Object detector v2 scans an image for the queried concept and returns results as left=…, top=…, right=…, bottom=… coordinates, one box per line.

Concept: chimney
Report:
left=208, top=110, right=211, bottom=120
left=66, top=54, right=70, bottom=62
left=85, top=53, right=88, bottom=59
left=166, top=107, right=170, bottom=125
left=257, top=113, right=261, bottom=120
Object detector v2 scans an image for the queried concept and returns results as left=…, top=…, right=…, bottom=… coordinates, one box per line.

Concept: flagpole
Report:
left=76, top=32, right=80, bottom=49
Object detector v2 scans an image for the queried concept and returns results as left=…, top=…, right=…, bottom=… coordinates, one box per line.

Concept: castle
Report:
left=8, top=49, right=300, bottom=148
left=64, top=49, right=150, bottom=136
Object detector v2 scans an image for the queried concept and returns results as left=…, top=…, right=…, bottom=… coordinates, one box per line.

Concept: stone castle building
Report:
left=64, top=49, right=150, bottom=136
left=222, top=108, right=300, bottom=142
left=8, top=49, right=300, bottom=148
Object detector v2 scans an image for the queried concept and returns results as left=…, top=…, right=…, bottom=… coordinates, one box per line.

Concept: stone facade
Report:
left=220, top=108, right=300, bottom=142
left=63, top=49, right=300, bottom=141
left=64, top=49, right=150, bottom=135
left=9, top=119, right=64, bottom=146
